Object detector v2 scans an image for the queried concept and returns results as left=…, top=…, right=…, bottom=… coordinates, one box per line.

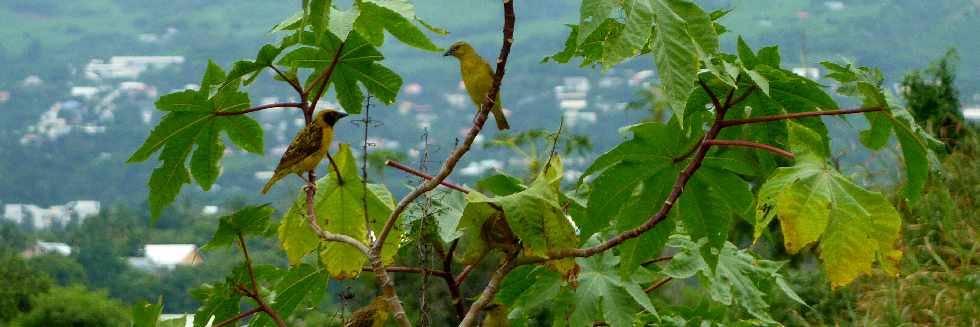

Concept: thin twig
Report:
left=543, top=118, right=565, bottom=172
left=214, top=102, right=304, bottom=116
left=270, top=65, right=303, bottom=95
left=307, top=42, right=347, bottom=114
left=718, top=106, right=885, bottom=127
left=640, top=256, right=673, bottom=266
left=455, top=265, right=475, bottom=285
left=644, top=277, right=673, bottom=293
left=443, top=240, right=467, bottom=321
left=706, top=140, right=795, bottom=159
left=385, top=160, right=469, bottom=193
left=212, top=307, right=263, bottom=327
left=235, top=234, right=287, bottom=327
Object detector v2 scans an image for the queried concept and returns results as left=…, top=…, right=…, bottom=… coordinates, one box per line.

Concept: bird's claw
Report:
left=303, top=183, right=317, bottom=193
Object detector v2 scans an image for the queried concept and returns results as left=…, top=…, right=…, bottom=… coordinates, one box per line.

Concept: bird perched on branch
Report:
left=444, top=41, right=511, bottom=130
left=261, top=109, right=348, bottom=194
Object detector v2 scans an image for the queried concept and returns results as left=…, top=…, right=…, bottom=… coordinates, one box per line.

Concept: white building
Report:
left=84, top=56, right=184, bottom=80
left=3, top=200, right=99, bottom=229
left=22, top=241, right=73, bottom=257
left=128, top=244, right=203, bottom=271
left=792, top=67, right=821, bottom=80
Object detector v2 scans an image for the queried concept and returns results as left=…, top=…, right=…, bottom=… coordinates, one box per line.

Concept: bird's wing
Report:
left=274, top=124, right=323, bottom=173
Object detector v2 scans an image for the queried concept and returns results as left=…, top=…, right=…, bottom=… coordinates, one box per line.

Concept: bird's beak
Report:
left=338, top=112, right=349, bottom=118
left=443, top=48, right=454, bottom=57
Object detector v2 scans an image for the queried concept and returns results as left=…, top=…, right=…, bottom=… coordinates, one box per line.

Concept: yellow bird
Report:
left=444, top=41, right=511, bottom=130
left=344, top=296, right=390, bottom=327
left=261, top=109, right=348, bottom=194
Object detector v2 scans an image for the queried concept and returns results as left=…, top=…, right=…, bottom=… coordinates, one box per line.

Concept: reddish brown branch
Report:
left=214, top=102, right=303, bottom=116
left=706, top=140, right=795, bottom=159
left=213, top=307, right=263, bottom=327
left=718, top=106, right=885, bottom=127
left=644, top=277, right=673, bottom=293
left=459, top=254, right=517, bottom=327
left=235, top=234, right=287, bottom=327
left=307, top=42, right=347, bottom=117
left=385, top=160, right=469, bottom=193
left=270, top=65, right=304, bottom=95
left=442, top=240, right=467, bottom=321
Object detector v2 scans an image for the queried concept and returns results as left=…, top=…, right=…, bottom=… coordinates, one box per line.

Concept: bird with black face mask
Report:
left=261, top=109, right=348, bottom=194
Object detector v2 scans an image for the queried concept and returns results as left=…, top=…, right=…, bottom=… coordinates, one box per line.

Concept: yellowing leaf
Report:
left=755, top=124, right=902, bottom=288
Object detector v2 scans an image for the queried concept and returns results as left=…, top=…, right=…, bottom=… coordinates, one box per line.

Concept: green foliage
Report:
left=457, top=156, right=579, bottom=278
left=128, top=61, right=263, bottom=221
left=203, top=204, right=276, bottom=250
left=823, top=61, right=944, bottom=202
left=547, top=0, right=722, bottom=119
left=0, top=251, right=52, bottom=323
left=661, top=236, right=806, bottom=324
left=901, top=49, right=970, bottom=148
left=278, top=144, right=399, bottom=278
left=498, top=254, right=656, bottom=327
left=581, top=120, right=751, bottom=270
left=12, top=286, right=130, bottom=327
left=27, top=253, right=87, bottom=286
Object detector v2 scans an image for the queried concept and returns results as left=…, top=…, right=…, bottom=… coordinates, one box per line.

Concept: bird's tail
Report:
left=491, top=104, right=510, bottom=130
left=261, top=173, right=283, bottom=194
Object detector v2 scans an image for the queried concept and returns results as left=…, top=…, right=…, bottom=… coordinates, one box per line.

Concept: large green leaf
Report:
left=569, top=251, right=657, bottom=327
left=602, top=0, right=655, bottom=67
left=129, top=61, right=263, bottom=221
left=822, top=61, right=943, bottom=202
left=466, top=156, right=580, bottom=278
left=249, top=264, right=329, bottom=327
left=582, top=120, right=750, bottom=269
left=132, top=298, right=164, bottom=327
left=353, top=0, right=440, bottom=51
left=662, top=236, right=806, bottom=323
left=203, top=204, right=276, bottom=250
left=650, top=0, right=705, bottom=120
left=279, top=33, right=401, bottom=113
left=277, top=144, right=398, bottom=279
left=754, top=123, right=902, bottom=288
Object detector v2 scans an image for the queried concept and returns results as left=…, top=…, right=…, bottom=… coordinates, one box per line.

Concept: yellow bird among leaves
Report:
left=261, top=109, right=348, bottom=194
left=444, top=41, right=511, bottom=130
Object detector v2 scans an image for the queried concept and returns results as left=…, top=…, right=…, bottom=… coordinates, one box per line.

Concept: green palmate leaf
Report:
left=822, top=61, right=943, bottom=202
left=582, top=120, right=749, bottom=269
left=308, top=0, right=331, bottom=43
left=616, top=170, right=676, bottom=276
left=271, top=10, right=305, bottom=33
left=602, top=0, right=655, bottom=67
left=454, top=191, right=499, bottom=265
left=662, top=236, right=805, bottom=323
left=204, top=204, right=275, bottom=250
left=568, top=250, right=657, bottom=327
left=650, top=0, right=706, bottom=121
left=476, top=173, right=526, bottom=196
left=249, top=264, right=329, bottom=327
left=132, top=297, right=164, bottom=327
left=353, top=0, right=440, bottom=51
left=430, top=190, right=467, bottom=243
left=191, top=283, right=241, bottom=327
left=467, top=156, right=580, bottom=278
left=227, top=44, right=284, bottom=86
left=219, top=115, right=264, bottom=154
left=577, top=0, right=620, bottom=46
left=279, top=33, right=400, bottom=113
left=278, top=145, right=399, bottom=279
left=755, top=123, right=902, bottom=288
left=129, top=61, right=264, bottom=221
left=329, top=6, right=360, bottom=40
left=189, top=120, right=223, bottom=190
